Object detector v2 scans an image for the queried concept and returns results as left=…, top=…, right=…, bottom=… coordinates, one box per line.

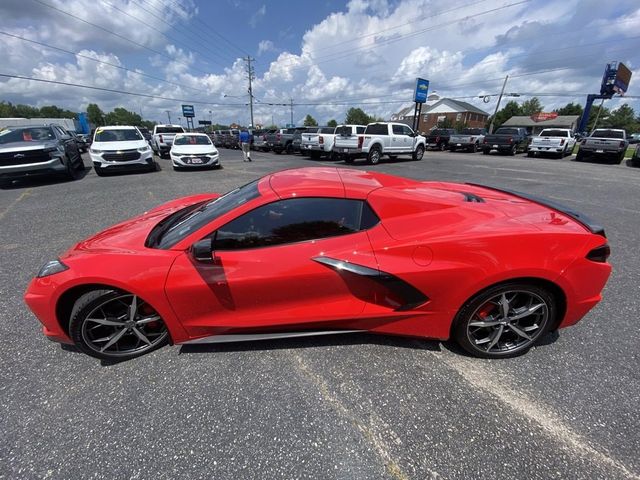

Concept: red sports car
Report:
left=24, top=167, right=611, bottom=360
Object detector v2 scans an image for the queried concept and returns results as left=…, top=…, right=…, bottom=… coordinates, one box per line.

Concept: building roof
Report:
left=423, top=99, right=490, bottom=116
left=502, top=115, right=580, bottom=127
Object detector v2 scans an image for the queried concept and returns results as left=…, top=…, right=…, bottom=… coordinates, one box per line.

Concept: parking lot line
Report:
left=0, top=188, right=32, bottom=221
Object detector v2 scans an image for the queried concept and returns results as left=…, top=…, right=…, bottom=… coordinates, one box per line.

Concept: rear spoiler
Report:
left=467, top=183, right=606, bottom=237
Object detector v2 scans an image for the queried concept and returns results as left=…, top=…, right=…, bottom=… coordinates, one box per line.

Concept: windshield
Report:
left=461, top=128, right=485, bottom=135
left=0, top=127, right=56, bottom=143
left=174, top=135, right=212, bottom=145
left=591, top=129, right=625, bottom=139
left=94, top=129, right=143, bottom=142
left=152, top=180, right=261, bottom=249
left=539, top=130, right=569, bottom=137
left=495, top=128, right=519, bottom=135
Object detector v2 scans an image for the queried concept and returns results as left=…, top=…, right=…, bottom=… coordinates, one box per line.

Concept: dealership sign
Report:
left=182, top=104, right=195, bottom=117
left=531, top=112, right=559, bottom=122
left=414, top=78, right=430, bottom=103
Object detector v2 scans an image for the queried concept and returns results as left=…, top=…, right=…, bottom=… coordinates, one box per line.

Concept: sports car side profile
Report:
left=24, top=167, right=611, bottom=360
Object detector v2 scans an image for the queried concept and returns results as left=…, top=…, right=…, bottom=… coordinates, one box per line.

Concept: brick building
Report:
left=392, top=96, right=490, bottom=133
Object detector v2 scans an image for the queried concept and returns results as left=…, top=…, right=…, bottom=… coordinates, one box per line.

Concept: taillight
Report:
left=508, top=137, right=513, bottom=143
left=483, top=138, right=487, bottom=144
left=159, top=135, right=163, bottom=143
left=319, top=135, right=324, bottom=144
left=581, top=139, right=587, bottom=145
left=559, top=139, right=565, bottom=145
left=276, top=133, right=281, bottom=141
left=587, top=244, right=610, bottom=263
left=357, top=136, right=364, bottom=148
left=262, top=134, right=267, bottom=140
left=620, top=141, right=626, bottom=148
left=436, top=136, right=440, bottom=142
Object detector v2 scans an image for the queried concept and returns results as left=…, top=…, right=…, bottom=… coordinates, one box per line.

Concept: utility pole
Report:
left=165, top=110, right=171, bottom=124
left=488, top=75, right=508, bottom=134
left=244, top=55, right=255, bottom=128
left=290, top=98, right=294, bottom=126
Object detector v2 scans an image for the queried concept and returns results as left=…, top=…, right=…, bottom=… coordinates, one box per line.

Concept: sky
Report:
left=0, top=0, right=639, bottom=128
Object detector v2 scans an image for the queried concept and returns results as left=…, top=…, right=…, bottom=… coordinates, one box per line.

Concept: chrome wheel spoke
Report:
left=498, top=293, right=510, bottom=318
left=86, top=317, right=125, bottom=327
left=136, top=315, right=161, bottom=325
left=469, top=319, right=501, bottom=328
left=509, top=303, right=544, bottom=321
left=509, top=323, right=535, bottom=341
left=485, top=325, right=504, bottom=351
left=100, top=328, right=128, bottom=352
left=129, top=295, right=138, bottom=321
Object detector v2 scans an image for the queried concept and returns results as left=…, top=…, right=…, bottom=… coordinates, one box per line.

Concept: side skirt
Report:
left=182, top=329, right=365, bottom=345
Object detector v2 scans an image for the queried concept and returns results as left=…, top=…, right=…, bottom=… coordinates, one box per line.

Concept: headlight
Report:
left=43, top=146, right=58, bottom=153
left=37, top=260, right=69, bottom=278
left=90, top=148, right=102, bottom=154
left=138, top=146, right=151, bottom=153
left=207, top=150, right=218, bottom=155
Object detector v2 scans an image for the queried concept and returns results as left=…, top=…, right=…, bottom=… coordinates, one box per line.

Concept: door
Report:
left=401, top=125, right=415, bottom=153
left=165, top=197, right=381, bottom=337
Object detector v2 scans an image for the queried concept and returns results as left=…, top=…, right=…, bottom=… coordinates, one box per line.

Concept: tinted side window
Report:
left=402, top=125, right=414, bottom=136
left=356, top=126, right=365, bottom=134
left=365, top=124, right=388, bottom=135
left=392, top=125, right=404, bottom=135
left=215, top=198, right=376, bottom=250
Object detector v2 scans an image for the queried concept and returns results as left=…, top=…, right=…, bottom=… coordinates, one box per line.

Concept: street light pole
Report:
left=290, top=98, right=293, bottom=126
left=489, top=75, right=508, bottom=134
left=245, top=56, right=255, bottom=128
left=165, top=110, right=171, bottom=124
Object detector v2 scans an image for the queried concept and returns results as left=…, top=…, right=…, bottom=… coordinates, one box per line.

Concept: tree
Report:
left=437, top=117, right=454, bottom=129
left=554, top=102, right=583, bottom=116
left=520, top=97, right=544, bottom=116
left=586, top=104, right=610, bottom=132
left=39, top=105, right=74, bottom=118
left=454, top=120, right=469, bottom=132
left=104, top=107, right=144, bottom=126
left=13, top=104, right=40, bottom=118
left=303, top=114, right=318, bottom=126
left=345, top=107, right=375, bottom=125
left=86, top=103, right=105, bottom=126
left=487, top=100, right=522, bottom=130
left=601, top=103, right=638, bottom=132
left=327, top=119, right=338, bottom=127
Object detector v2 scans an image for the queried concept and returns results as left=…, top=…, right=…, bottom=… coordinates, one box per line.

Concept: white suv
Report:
left=89, top=126, right=155, bottom=176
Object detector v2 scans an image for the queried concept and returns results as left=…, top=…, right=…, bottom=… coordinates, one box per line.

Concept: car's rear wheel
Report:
left=344, top=156, right=354, bottom=164
left=453, top=283, right=555, bottom=358
left=482, top=149, right=490, bottom=155
left=69, top=290, right=169, bottom=360
left=509, top=144, right=517, bottom=156
left=413, top=144, right=425, bottom=161
left=367, top=146, right=382, bottom=165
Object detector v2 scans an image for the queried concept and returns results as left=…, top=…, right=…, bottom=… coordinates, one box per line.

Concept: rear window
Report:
left=95, top=129, right=142, bottom=142
left=320, top=127, right=335, bottom=134
left=539, top=130, right=569, bottom=137
left=155, top=127, right=184, bottom=134
left=591, top=129, right=625, bottom=139
left=461, top=128, right=485, bottom=135
left=494, top=128, right=519, bottom=135
left=365, top=123, right=388, bottom=135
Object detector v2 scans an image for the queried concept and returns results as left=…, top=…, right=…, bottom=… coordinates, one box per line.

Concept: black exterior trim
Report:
left=467, top=183, right=606, bottom=237
left=312, top=256, right=428, bottom=311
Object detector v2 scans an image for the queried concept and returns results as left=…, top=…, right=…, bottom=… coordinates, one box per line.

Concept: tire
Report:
left=68, top=289, right=169, bottom=361
left=310, top=151, right=321, bottom=160
left=274, top=149, right=282, bottom=155
left=469, top=143, right=478, bottom=153
left=439, top=142, right=446, bottom=151
left=65, top=155, right=79, bottom=180
left=77, top=155, right=86, bottom=171
left=344, top=156, right=354, bottom=164
left=412, top=144, right=425, bottom=161
left=482, top=149, right=490, bottom=155
left=452, top=282, right=556, bottom=359
left=367, top=146, right=382, bottom=165
left=509, top=145, right=517, bottom=156
left=527, top=151, right=534, bottom=158
left=575, top=151, right=584, bottom=162
left=285, top=143, right=293, bottom=154
left=94, top=164, right=106, bottom=176
left=618, top=151, right=626, bottom=164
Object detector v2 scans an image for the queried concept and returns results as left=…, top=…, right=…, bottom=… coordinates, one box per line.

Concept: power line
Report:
left=30, top=0, right=213, bottom=76
left=0, top=30, right=213, bottom=95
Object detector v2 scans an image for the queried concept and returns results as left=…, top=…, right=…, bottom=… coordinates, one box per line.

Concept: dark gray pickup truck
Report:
left=576, top=129, right=628, bottom=164
left=482, top=127, right=531, bottom=155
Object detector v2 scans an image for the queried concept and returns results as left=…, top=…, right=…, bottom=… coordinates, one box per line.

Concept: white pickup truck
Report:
left=332, top=124, right=367, bottom=162
left=527, top=128, right=576, bottom=158
left=152, top=124, right=185, bottom=158
left=300, top=126, right=337, bottom=159
left=338, top=122, right=426, bottom=165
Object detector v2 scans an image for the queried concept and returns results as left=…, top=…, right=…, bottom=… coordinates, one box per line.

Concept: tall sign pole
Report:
left=413, top=78, right=429, bottom=132
left=290, top=98, right=294, bottom=125
left=489, top=75, right=509, bottom=134
left=245, top=56, right=255, bottom=128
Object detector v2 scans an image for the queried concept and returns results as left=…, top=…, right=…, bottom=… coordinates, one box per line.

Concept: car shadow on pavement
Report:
left=440, top=330, right=560, bottom=358
left=0, top=168, right=91, bottom=189
left=178, top=332, right=442, bottom=355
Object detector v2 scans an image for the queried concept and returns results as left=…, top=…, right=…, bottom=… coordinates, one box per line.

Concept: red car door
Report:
left=164, top=197, right=380, bottom=340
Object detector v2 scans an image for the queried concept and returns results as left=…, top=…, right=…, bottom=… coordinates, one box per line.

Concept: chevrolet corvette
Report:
left=24, top=167, right=611, bottom=360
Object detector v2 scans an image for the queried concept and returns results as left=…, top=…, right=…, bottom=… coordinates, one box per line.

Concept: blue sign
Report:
left=414, top=78, right=429, bottom=103
left=182, top=104, right=195, bottom=117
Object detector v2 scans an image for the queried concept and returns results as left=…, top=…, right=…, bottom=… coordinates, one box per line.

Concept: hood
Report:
left=171, top=144, right=218, bottom=154
left=91, top=139, right=148, bottom=151
left=0, top=140, right=58, bottom=152
left=65, top=193, right=220, bottom=257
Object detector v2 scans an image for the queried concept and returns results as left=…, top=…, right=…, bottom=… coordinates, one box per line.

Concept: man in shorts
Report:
left=239, top=129, right=251, bottom=162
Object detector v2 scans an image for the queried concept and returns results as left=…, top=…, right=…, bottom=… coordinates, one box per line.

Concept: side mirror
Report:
left=192, top=238, right=214, bottom=263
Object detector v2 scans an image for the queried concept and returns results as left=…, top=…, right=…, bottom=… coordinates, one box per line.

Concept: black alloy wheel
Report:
left=69, top=290, right=169, bottom=360
left=453, top=283, right=555, bottom=358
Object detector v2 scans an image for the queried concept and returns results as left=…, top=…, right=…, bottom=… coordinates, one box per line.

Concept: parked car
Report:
left=0, top=124, right=84, bottom=183
left=631, top=144, right=640, bottom=167
left=628, top=133, right=640, bottom=145
left=425, top=128, right=456, bottom=151
left=253, top=129, right=274, bottom=152
left=151, top=124, right=185, bottom=158
left=90, top=126, right=155, bottom=176
left=266, top=128, right=296, bottom=154
left=483, top=127, right=531, bottom=155
left=138, top=127, right=152, bottom=144
left=170, top=133, right=220, bottom=170
left=212, top=130, right=226, bottom=148
left=344, top=122, right=426, bottom=164
left=448, top=128, right=487, bottom=153
left=527, top=129, right=576, bottom=158
left=301, top=126, right=342, bottom=159
left=66, top=129, right=89, bottom=153
left=24, top=167, right=611, bottom=361
left=223, top=129, right=240, bottom=149
left=292, top=127, right=316, bottom=154
left=576, top=129, right=628, bottom=164
left=332, top=124, right=367, bottom=162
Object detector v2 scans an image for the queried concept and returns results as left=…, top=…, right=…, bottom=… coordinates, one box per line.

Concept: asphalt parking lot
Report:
left=1, top=148, right=639, bottom=480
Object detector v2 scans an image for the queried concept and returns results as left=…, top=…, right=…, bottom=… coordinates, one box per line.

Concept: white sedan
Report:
left=170, top=133, right=220, bottom=169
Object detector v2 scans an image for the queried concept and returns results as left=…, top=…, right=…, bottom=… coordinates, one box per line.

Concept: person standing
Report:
left=239, top=129, right=251, bottom=162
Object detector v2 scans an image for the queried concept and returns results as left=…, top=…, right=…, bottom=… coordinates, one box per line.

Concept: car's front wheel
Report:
left=413, top=144, right=425, bottom=161
left=452, top=283, right=555, bottom=358
left=69, top=290, right=169, bottom=360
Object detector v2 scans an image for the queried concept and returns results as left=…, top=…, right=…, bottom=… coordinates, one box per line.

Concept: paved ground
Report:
left=1, top=148, right=639, bottom=480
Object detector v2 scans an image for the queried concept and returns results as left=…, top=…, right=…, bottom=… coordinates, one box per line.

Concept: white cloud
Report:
left=258, top=40, right=275, bottom=56
left=249, top=4, right=266, bottom=28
